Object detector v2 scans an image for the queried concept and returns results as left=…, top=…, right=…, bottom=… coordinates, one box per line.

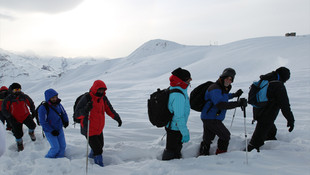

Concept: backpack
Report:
left=34, top=101, right=49, bottom=126
left=147, top=88, right=184, bottom=128
left=248, top=80, right=269, bottom=108
left=73, top=92, right=91, bottom=123
left=190, top=81, right=214, bottom=112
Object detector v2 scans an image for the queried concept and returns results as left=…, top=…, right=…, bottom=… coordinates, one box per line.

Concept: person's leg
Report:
left=56, top=129, right=66, bottom=158
left=266, top=123, right=277, bottom=141
left=248, top=121, right=274, bottom=152
left=199, top=119, right=216, bottom=156
left=45, top=132, right=60, bottom=158
left=162, top=128, right=183, bottom=160
left=23, top=115, right=36, bottom=141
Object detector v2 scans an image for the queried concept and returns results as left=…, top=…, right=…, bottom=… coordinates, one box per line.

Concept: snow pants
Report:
left=202, top=119, right=230, bottom=151
left=45, top=129, right=66, bottom=158
left=249, top=121, right=277, bottom=148
left=87, top=132, right=104, bottom=156
left=11, top=115, right=36, bottom=139
left=162, top=127, right=183, bottom=160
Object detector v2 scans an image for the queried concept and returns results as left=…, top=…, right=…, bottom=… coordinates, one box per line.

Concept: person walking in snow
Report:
left=74, top=80, right=122, bottom=167
left=1, top=83, right=37, bottom=151
left=199, top=68, right=247, bottom=156
left=38, top=89, right=69, bottom=158
left=162, top=68, right=192, bottom=160
left=247, top=67, right=295, bottom=152
left=0, top=86, right=12, bottom=131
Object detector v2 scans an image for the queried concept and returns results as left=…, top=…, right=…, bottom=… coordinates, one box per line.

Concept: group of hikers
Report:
left=0, top=66, right=295, bottom=167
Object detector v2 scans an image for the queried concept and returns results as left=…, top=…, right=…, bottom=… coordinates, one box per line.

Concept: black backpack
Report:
left=34, top=101, right=49, bottom=126
left=73, top=92, right=91, bottom=123
left=190, top=81, right=214, bottom=112
left=147, top=88, right=184, bottom=128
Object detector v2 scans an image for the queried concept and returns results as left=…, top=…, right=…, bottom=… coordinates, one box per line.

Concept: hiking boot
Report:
left=94, top=155, right=104, bottom=167
left=17, top=140, right=24, bottom=152
left=244, top=143, right=260, bottom=152
left=199, top=141, right=210, bottom=156
left=29, top=131, right=36, bottom=141
left=215, top=149, right=227, bottom=155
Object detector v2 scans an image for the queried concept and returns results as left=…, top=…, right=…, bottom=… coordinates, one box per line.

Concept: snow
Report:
left=1, top=35, right=310, bottom=175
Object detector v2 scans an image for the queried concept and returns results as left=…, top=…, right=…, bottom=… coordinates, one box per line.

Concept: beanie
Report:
left=220, top=68, right=236, bottom=82
left=0, top=86, right=8, bottom=92
left=9, top=83, right=21, bottom=91
left=276, top=67, right=290, bottom=82
left=172, top=67, right=191, bottom=82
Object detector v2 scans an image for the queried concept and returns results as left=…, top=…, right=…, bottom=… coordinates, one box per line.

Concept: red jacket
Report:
left=1, top=93, right=35, bottom=123
left=76, top=80, right=119, bottom=136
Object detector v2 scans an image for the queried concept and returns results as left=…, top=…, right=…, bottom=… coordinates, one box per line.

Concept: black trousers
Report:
left=250, top=121, right=277, bottom=148
left=163, top=127, right=183, bottom=160
left=87, top=132, right=104, bottom=156
left=0, top=113, right=11, bottom=128
left=11, top=115, right=36, bottom=139
left=202, top=119, right=231, bottom=151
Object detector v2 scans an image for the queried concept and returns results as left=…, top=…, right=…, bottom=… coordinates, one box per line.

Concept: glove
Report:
left=179, top=127, right=190, bottom=143
left=85, top=101, right=93, bottom=112
left=287, top=120, right=294, bottom=132
left=114, top=115, right=122, bottom=127
left=234, top=89, right=243, bottom=97
left=238, top=98, right=248, bottom=108
left=51, top=130, right=59, bottom=136
left=63, top=121, right=69, bottom=128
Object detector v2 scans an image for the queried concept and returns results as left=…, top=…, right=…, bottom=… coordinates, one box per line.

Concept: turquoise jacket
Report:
left=167, top=86, right=190, bottom=131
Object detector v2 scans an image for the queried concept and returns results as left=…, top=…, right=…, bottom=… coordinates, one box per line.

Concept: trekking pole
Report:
left=86, top=115, right=90, bottom=175
left=230, top=96, right=240, bottom=130
left=242, top=105, right=248, bottom=165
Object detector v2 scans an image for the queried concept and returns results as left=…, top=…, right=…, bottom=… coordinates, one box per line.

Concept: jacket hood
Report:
left=260, top=71, right=279, bottom=81
left=44, top=89, right=58, bottom=101
left=90, top=80, right=107, bottom=95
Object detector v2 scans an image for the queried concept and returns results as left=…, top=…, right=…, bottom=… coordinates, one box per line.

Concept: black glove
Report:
left=63, top=121, right=69, bottom=128
left=114, top=115, right=122, bottom=127
left=287, top=120, right=294, bottom=132
left=238, top=98, right=248, bottom=108
left=234, top=89, right=243, bottom=97
left=85, top=101, right=93, bottom=112
left=51, top=130, right=59, bottom=136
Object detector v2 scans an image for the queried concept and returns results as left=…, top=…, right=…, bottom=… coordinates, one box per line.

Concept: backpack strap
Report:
left=47, top=103, right=65, bottom=125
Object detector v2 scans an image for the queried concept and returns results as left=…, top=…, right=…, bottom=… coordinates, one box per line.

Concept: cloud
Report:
left=0, top=0, right=84, bottom=14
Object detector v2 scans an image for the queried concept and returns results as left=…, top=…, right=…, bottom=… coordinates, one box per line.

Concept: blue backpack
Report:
left=248, top=80, right=269, bottom=108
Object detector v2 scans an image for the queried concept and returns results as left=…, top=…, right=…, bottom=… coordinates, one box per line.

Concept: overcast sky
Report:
left=0, top=0, right=309, bottom=58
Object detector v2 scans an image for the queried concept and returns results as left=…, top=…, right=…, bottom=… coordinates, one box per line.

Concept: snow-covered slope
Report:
left=0, top=35, right=310, bottom=175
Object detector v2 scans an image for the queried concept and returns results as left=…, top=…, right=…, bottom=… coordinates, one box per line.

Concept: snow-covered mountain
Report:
left=0, top=35, right=310, bottom=175
left=0, top=48, right=99, bottom=85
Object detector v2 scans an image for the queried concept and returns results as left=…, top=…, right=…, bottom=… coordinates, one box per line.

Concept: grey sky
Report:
left=0, top=0, right=309, bottom=58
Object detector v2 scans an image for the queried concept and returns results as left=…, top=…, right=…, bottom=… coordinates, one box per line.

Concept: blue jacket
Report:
left=167, top=86, right=190, bottom=131
left=200, top=82, right=234, bottom=121
left=38, top=89, right=69, bottom=132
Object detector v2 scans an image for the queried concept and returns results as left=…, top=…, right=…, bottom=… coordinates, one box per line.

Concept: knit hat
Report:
left=276, top=67, right=290, bottom=82
left=171, top=67, right=191, bottom=82
left=0, top=86, right=8, bottom=92
left=9, top=83, right=21, bottom=91
left=220, top=68, right=236, bottom=82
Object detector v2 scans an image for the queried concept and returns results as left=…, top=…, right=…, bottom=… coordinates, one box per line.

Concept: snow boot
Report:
left=29, top=130, right=36, bottom=141
left=199, top=141, right=210, bottom=156
left=162, top=149, right=181, bottom=161
left=94, top=155, right=104, bottom=167
left=16, top=139, right=24, bottom=152
left=88, top=149, right=94, bottom=159
left=244, top=143, right=260, bottom=152
left=215, top=149, right=227, bottom=155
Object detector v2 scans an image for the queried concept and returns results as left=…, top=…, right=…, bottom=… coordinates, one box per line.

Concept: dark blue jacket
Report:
left=201, top=79, right=238, bottom=121
left=38, top=89, right=68, bottom=132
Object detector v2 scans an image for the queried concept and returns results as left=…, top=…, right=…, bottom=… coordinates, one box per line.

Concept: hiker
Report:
left=199, top=68, right=247, bottom=156
left=1, top=83, right=36, bottom=151
left=0, top=86, right=12, bottom=130
left=247, top=67, right=295, bottom=152
left=162, top=67, right=192, bottom=160
left=38, top=89, right=69, bottom=158
left=74, top=80, right=122, bottom=167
